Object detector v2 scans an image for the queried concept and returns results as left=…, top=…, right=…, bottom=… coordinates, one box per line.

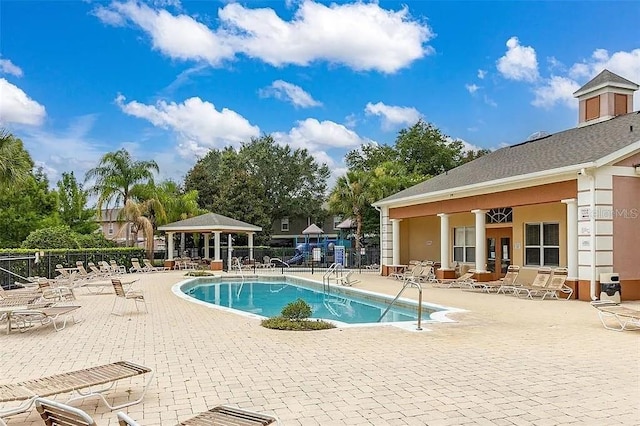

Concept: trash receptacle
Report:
left=599, top=272, right=621, bottom=303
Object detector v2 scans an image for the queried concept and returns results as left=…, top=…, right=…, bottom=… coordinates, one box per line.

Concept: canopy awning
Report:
left=158, top=212, right=262, bottom=234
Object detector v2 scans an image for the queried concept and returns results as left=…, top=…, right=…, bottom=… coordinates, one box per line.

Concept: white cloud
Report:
left=259, top=80, right=322, bottom=108
left=99, top=1, right=236, bottom=66
left=0, top=78, right=46, bottom=126
left=364, top=101, right=421, bottom=129
left=477, top=69, right=486, bottom=79
left=94, top=1, right=433, bottom=73
left=92, top=5, right=126, bottom=26
left=447, top=137, right=484, bottom=153
left=0, top=58, right=23, bottom=77
left=115, top=94, right=260, bottom=155
left=532, top=76, right=581, bottom=109
left=465, top=83, right=480, bottom=94
left=273, top=118, right=368, bottom=152
left=273, top=118, right=370, bottom=186
left=497, top=36, right=539, bottom=82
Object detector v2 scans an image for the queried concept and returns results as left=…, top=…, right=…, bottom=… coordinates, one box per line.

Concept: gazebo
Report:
left=158, top=213, right=262, bottom=270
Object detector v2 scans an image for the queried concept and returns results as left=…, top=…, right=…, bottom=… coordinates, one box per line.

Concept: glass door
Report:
left=486, top=228, right=512, bottom=280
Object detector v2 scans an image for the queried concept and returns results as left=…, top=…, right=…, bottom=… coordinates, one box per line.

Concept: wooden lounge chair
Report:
left=111, top=279, right=147, bottom=315
left=591, top=303, right=640, bottom=331
left=179, top=405, right=280, bottom=425
left=0, top=361, right=154, bottom=425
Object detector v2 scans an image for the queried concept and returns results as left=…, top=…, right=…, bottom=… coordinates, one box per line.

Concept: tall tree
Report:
left=56, top=171, right=97, bottom=234
left=0, top=130, right=33, bottom=187
left=328, top=170, right=376, bottom=252
left=85, top=149, right=158, bottom=245
left=184, top=135, right=330, bottom=243
left=0, top=168, right=60, bottom=247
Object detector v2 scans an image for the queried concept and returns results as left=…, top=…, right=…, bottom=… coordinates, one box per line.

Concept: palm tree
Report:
left=85, top=149, right=158, bottom=246
left=328, top=170, right=376, bottom=252
left=0, top=130, right=33, bottom=187
left=118, top=199, right=164, bottom=259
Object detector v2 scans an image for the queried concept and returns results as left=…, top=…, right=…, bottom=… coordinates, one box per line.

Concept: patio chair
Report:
left=431, top=270, right=476, bottom=288
left=178, top=405, right=280, bottom=425
left=111, top=279, right=147, bottom=315
left=0, top=361, right=154, bottom=425
left=129, top=258, right=145, bottom=273
left=537, top=268, right=572, bottom=300
left=262, top=256, right=275, bottom=268
left=469, top=265, right=521, bottom=293
left=335, top=270, right=361, bottom=287
left=10, top=305, right=82, bottom=333
left=513, top=268, right=553, bottom=299
left=591, top=303, right=640, bottom=331
left=88, top=262, right=111, bottom=278
left=35, top=397, right=97, bottom=426
left=110, top=260, right=127, bottom=274
left=143, top=259, right=169, bottom=272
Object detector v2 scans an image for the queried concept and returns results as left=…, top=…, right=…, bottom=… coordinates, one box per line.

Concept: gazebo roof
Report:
left=157, top=212, right=262, bottom=233
left=302, top=224, right=324, bottom=235
left=336, top=218, right=355, bottom=229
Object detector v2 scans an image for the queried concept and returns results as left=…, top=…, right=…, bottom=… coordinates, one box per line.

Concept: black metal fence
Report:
left=0, top=248, right=144, bottom=289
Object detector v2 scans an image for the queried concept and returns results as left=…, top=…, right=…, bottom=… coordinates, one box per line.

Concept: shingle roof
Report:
left=158, top=212, right=262, bottom=232
left=574, top=69, right=639, bottom=96
left=377, top=112, right=640, bottom=204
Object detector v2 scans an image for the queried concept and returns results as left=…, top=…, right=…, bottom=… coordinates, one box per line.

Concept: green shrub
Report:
left=261, top=317, right=335, bottom=331
left=75, top=233, right=116, bottom=248
left=21, top=226, right=79, bottom=249
left=281, top=298, right=312, bottom=320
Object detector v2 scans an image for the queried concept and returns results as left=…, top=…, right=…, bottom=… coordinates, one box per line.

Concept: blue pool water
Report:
left=185, top=281, right=435, bottom=324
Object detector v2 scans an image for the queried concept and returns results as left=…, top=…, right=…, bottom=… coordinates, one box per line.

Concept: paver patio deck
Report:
left=1, top=270, right=638, bottom=425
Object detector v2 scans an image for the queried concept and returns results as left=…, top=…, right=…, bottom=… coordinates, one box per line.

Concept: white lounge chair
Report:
left=111, top=279, right=147, bottom=315
left=591, top=303, right=640, bottom=331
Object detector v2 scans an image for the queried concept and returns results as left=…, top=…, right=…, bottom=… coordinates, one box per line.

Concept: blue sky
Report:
left=1, top=0, right=639, bottom=188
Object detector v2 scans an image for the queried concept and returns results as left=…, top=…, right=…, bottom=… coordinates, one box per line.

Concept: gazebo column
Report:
left=214, top=231, right=221, bottom=261
left=248, top=232, right=254, bottom=260
left=203, top=233, right=210, bottom=259
left=208, top=231, right=223, bottom=271
left=165, top=232, right=176, bottom=270
left=391, top=219, right=402, bottom=265
left=167, top=232, right=175, bottom=260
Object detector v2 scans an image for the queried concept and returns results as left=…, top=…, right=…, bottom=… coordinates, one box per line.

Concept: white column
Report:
left=471, top=209, right=487, bottom=272
left=228, top=234, right=233, bottom=268
left=214, top=231, right=221, bottom=261
left=562, top=198, right=578, bottom=280
left=437, top=213, right=451, bottom=269
left=203, top=233, right=210, bottom=259
left=167, top=232, right=175, bottom=260
left=248, top=232, right=254, bottom=260
left=391, top=219, right=402, bottom=265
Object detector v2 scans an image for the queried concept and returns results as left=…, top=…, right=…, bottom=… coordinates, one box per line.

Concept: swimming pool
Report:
left=175, top=275, right=457, bottom=327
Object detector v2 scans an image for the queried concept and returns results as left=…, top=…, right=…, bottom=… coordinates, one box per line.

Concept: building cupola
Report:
left=573, top=69, right=638, bottom=127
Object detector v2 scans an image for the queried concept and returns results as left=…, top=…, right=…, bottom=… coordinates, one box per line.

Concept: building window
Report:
left=281, top=218, right=289, bottom=232
left=525, top=223, right=560, bottom=266
left=108, top=224, right=114, bottom=235
left=453, top=227, right=475, bottom=263
left=486, top=207, right=513, bottom=224
left=333, top=216, right=342, bottom=230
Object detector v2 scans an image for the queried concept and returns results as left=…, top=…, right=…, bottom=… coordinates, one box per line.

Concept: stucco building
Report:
left=374, top=70, right=640, bottom=300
